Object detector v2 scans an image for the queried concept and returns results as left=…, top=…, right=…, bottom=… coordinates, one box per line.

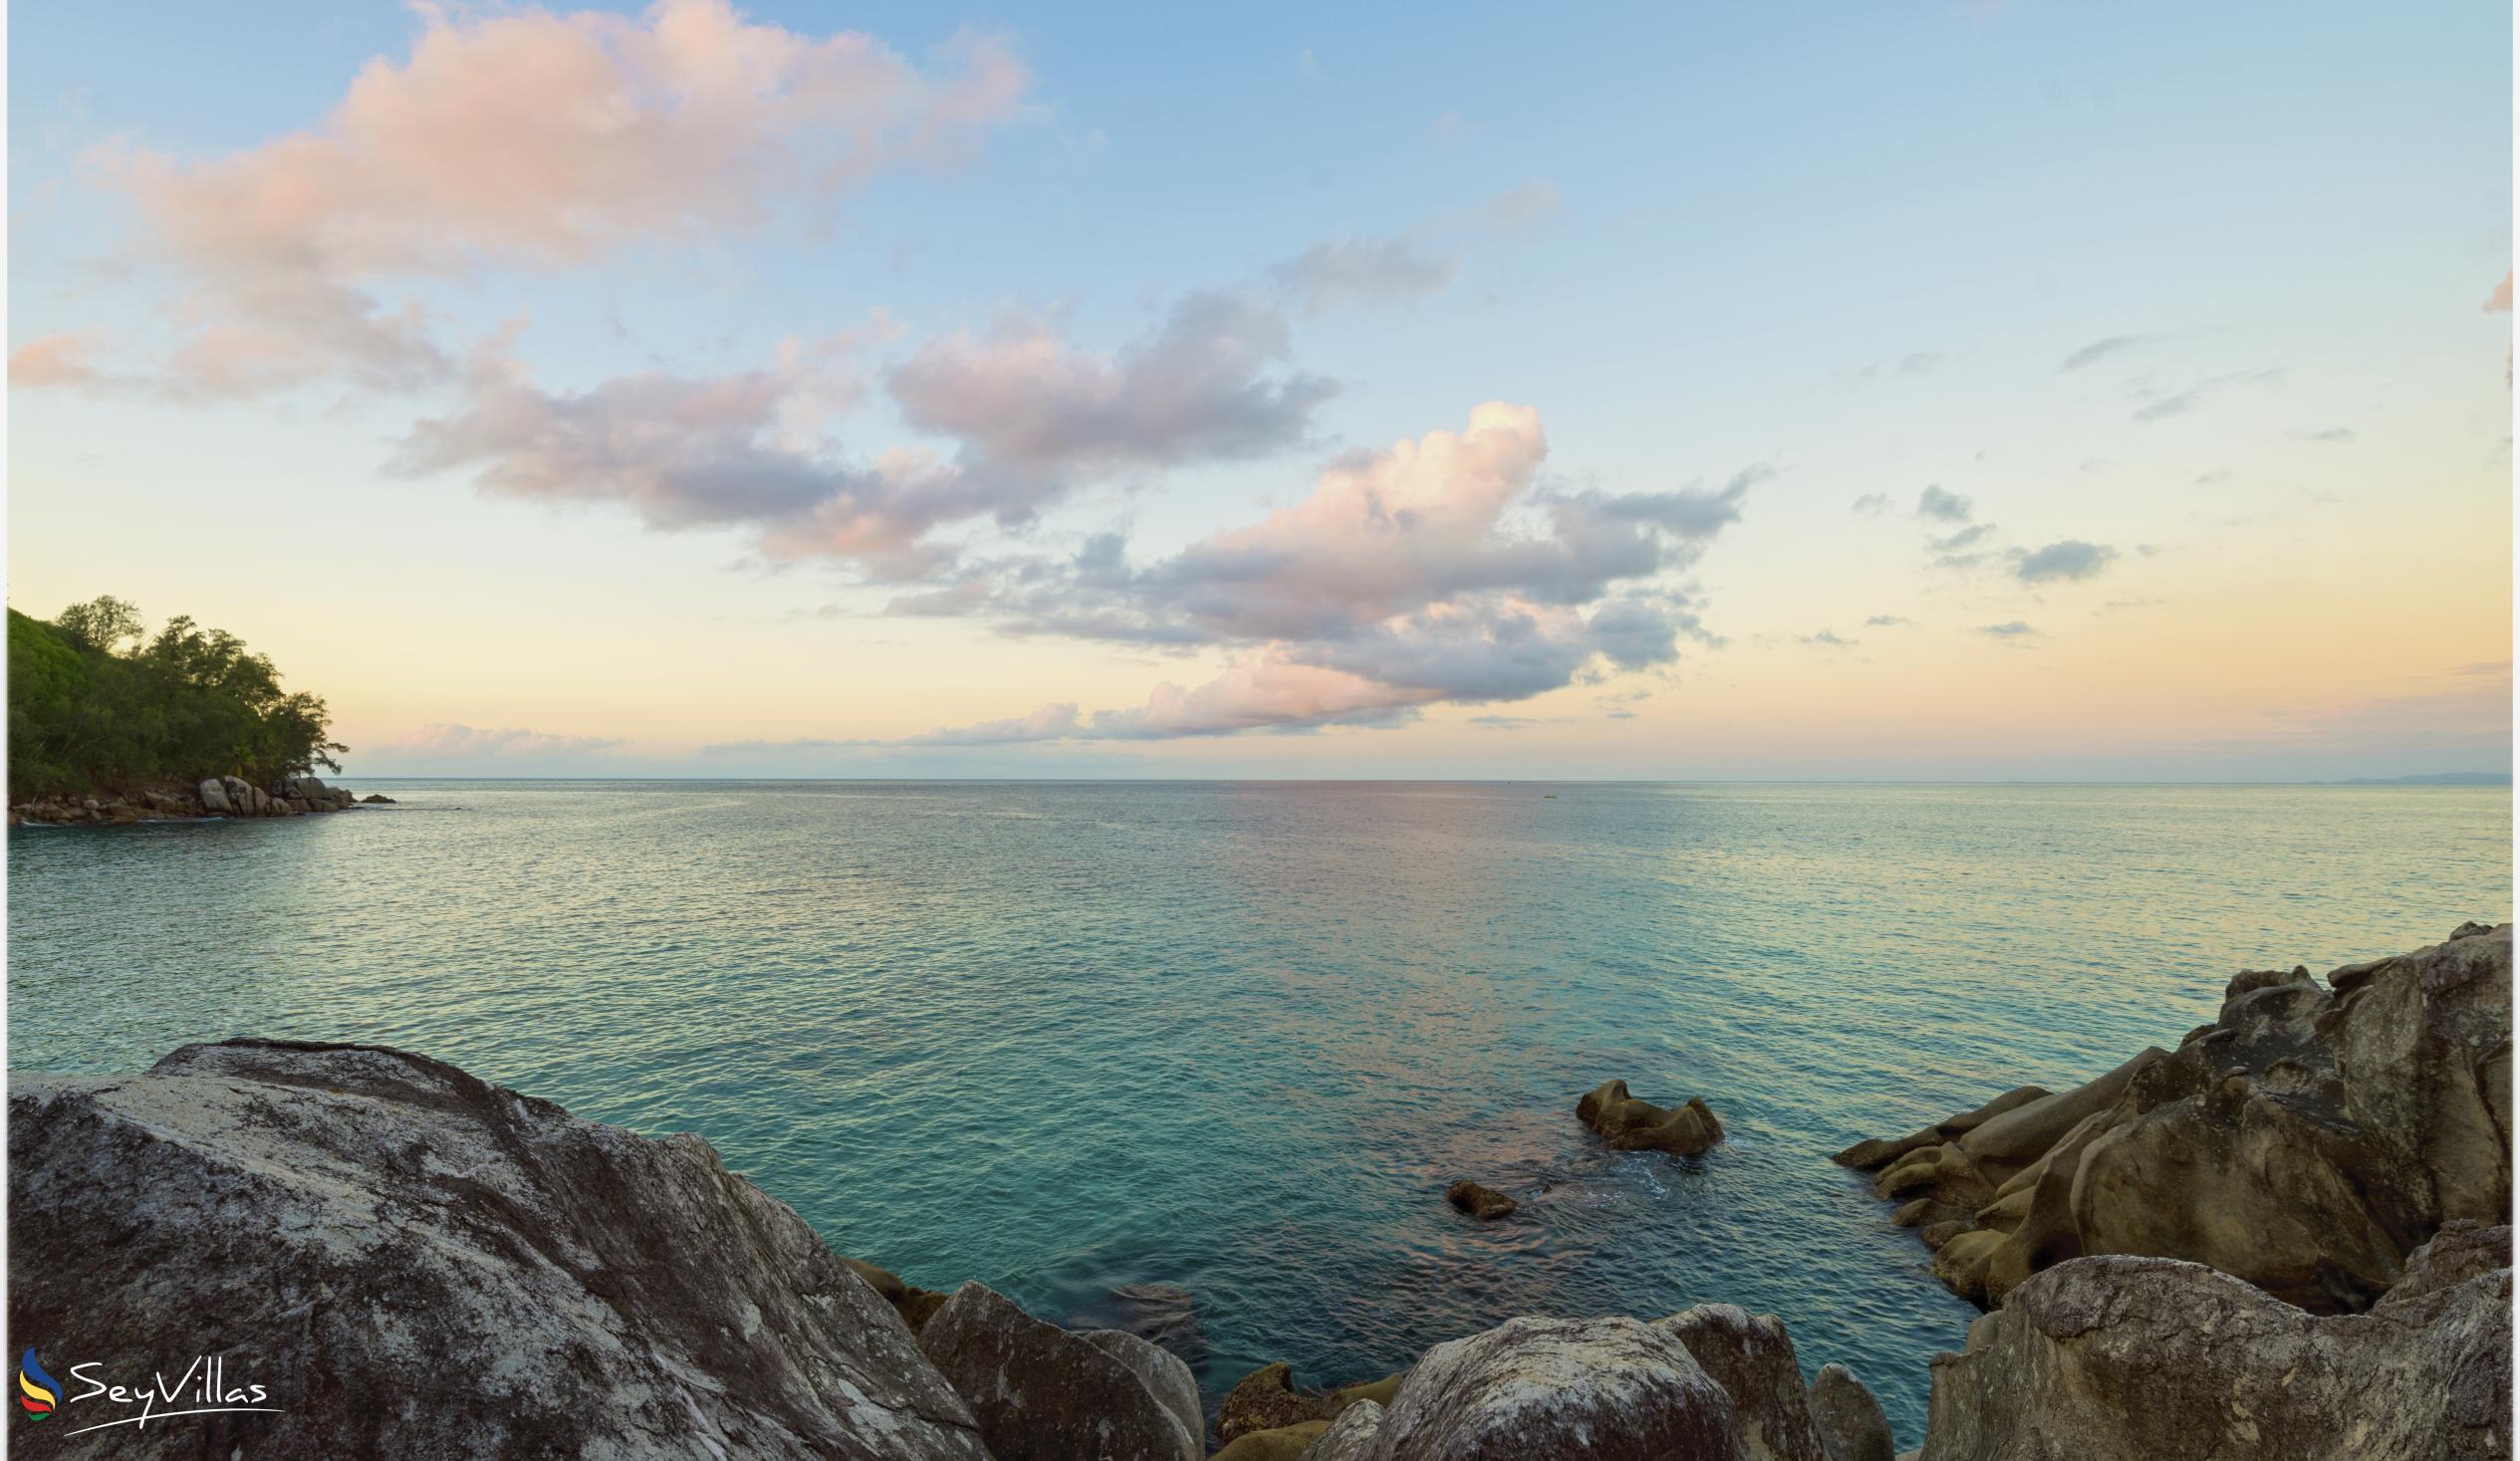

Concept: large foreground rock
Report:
left=1655, top=1303, right=1830, bottom=1461
left=1840, top=923, right=2513, bottom=1310
left=917, top=1281, right=1199, bottom=1461
left=6, top=1040, right=992, bottom=1459
left=1366, top=1315, right=1740, bottom=1460
left=1918, top=1221, right=2512, bottom=1460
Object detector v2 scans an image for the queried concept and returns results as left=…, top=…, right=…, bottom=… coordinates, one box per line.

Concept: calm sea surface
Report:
left=9, top=781, right=2510, bottom=1444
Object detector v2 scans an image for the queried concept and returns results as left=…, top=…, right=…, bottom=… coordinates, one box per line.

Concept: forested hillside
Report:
left=8, top=597, right=343, bottom=799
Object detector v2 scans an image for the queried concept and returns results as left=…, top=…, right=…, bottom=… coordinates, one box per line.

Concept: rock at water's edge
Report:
left=1841, top=924, right=2512, bottom=1311
left=1809, top=1362, right=1895, bottom=1461
left=1656, top=1303, right=1830, bottom=1461
left=1917, top=1222, right=2512, bottom=1460
left=918, top=1281, right=1199, bottom=1461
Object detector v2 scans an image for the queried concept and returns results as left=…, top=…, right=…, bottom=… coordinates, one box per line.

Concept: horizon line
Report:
left=323, top=774, right=2516, bottom=787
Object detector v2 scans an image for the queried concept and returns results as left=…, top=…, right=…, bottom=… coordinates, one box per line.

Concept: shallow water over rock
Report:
left=9, top=780, right=2509, bottom=1446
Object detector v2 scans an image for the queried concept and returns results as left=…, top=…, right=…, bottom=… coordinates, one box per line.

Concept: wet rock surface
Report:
left=1577, top=1079, right=1727, bottom=1155
left=1443, top=1178, right=1517, bottom=1219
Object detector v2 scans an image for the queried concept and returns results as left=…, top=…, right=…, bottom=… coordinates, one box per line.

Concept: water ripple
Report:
left=8, top=780, right=2509, bottom=1448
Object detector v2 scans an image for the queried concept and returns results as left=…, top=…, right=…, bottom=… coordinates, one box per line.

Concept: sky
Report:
left=7, top=0, right=2513, bottom=780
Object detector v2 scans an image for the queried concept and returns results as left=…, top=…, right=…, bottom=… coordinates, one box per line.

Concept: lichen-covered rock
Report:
left=1213, top=1420, right=1332, bottom=1460
left=1656, top=1303, right=1829, bottom=1461
left=1298, top=1398, right=1386, bottom=1459
left=6, top=1039, right=991, bottom=1460
left=1577, top=1079, right=1726, bottom=1155
left=1366, top=1315, right=1739, bottom=1460
left=1082, top=1328, right=1202, bottom=1451
left=1841, top=925, right=2513, bottom=1311
left=1917, top=1222, right=2512, bottom=1460
left=1223, top=1361, right=1329, bottom=1441
left=1219, top=1361, right=1399, bottom=1443
left=1808, top=1363, right=1894, bottom=1461
left=918, top=1281, right=1199, bottom=1461
left=1445, top=1178, right=1517, bottom=1219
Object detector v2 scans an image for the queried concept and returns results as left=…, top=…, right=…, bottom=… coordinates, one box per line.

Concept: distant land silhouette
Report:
left=2326, top=772, right=2512, bottom=786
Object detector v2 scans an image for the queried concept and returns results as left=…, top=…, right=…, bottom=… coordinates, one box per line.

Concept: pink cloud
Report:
left=887, top=292, right=1336, bottom=479
left=379, top=722, right=626, bottom=759
left=903, top=656, right=1440, bottom=746
left=2487, top=270, right=2513, bottom=314
left=58, top=0, right=1029, bottom=398
left=1091, top=658, right=1439, bottom=738
left=7, top=333, right=114, bottom=391
left=891, top=402, right=1763, bottom=742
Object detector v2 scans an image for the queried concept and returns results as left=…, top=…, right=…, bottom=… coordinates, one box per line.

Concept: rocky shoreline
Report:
left=1836, top=920, right=2511, bottom=1315
left=9, top=773, right=389, bottom=826
left=6, top=926, right=2510, bottom=1458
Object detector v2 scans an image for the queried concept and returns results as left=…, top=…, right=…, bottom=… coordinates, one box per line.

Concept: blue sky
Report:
left=8, top=1, right=2512, bottom=778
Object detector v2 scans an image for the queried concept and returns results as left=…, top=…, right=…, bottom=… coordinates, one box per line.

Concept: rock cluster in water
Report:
left=12, top=773, right=366, bottom=825
left=7, top=923, right=2511, bottom=1459
left=1837, top=922, right=2512, bottom=1312
left=1577, top=1078, right=1728, bottom=1155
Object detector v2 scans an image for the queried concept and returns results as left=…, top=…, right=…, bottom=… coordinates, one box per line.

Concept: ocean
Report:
left=9, top=780, right=2510, bottom=1446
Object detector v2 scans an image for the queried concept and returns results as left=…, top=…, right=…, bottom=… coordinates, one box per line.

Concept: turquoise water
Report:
left=8, top=781, right=2510, bottom=1446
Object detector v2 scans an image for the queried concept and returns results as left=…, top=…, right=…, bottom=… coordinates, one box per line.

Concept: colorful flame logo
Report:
left=17, top=1348, right=58, bottom=1420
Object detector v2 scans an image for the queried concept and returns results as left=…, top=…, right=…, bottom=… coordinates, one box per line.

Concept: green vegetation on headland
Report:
left=8, top=597, right=344, bottom=801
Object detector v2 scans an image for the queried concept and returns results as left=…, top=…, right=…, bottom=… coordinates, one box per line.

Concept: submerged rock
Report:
left=1070, top=1281, right=1207, bottom=1372
left=1918, top=1222, right=2512, bottom=1460
left=1444, top=1178, right=1517, bottom=1219
left=918, top=1281, right=1199, bottom=1461
left=1577, top=1079, right=1726, bottom=1155
left=1840, top=924, right=2513, bottom=1310
left=1368, top=1314, right=1739, bottom=1460
left=6, top=1039, right=991, bottom=1459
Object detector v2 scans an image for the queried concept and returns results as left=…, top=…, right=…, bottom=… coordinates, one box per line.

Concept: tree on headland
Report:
left=7, top=598, right=346, bottom=800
